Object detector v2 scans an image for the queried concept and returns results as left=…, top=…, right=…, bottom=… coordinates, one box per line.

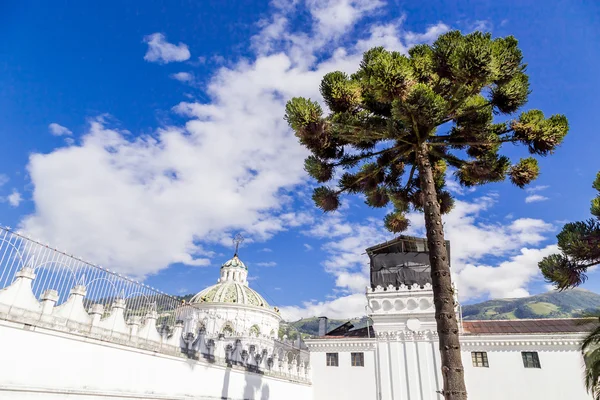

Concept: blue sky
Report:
left=1, top=0, right=599, bottom=320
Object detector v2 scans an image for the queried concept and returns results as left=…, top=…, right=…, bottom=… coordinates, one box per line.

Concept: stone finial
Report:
left=89, top=304, right=103, bottom=326
left=15, top=267, right=36, bottom=280
left=40, top=289, right=59, bottom=315
left=128, top=316, right=142, bottom=336
left=69, top=285, right=87, bottom=297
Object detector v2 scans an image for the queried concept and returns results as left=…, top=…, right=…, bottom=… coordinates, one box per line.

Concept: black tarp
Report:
left=366, top=236, right=451, bottom=288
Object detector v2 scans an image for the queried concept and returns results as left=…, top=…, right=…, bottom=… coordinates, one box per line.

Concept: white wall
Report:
left=308, top=340, right=377, bottom=400
left=462, top=343, right=591, bottom=400
left=0, top=319, right=311, bottom=400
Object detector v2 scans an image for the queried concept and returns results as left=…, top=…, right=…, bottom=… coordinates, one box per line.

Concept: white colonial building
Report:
left=0, top=228, right=595, bottom=400
left=307, top=282, right=594, bottom=400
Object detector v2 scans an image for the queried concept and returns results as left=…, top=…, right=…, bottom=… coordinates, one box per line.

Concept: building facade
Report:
left=306, top=235, right=594, bottom=400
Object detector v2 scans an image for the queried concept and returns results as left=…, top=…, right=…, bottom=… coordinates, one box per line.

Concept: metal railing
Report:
left=0, top=225, right=182, bottom=330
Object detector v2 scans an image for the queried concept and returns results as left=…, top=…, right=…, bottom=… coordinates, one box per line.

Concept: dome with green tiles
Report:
left=189, top=255, right=270, bottom=308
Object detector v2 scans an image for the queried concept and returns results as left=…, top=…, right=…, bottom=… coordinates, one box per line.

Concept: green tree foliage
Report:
left=540, top=172, right=600, bottom=290
left=285, top=31, right=568, bottom=400
left=539, top=172, right=600, bottom=399
left=583, top=322, right=600, bottom=400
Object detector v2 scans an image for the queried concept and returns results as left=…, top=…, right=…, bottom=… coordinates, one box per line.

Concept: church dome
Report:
left=189, top=282, right=269, bottom=308
left=188, top=255, right=271, bottom=309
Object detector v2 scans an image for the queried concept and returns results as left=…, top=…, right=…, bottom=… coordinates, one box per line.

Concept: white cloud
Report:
left=143, top=33, right=191, bottom=64
left=171, top=72, right=194, bottom=83
left=526, top=185, right=549, bottom=193
left=303, top=243, right=312, bottom=251
left=0, top=175, right=8, bottom=187
left=260, top=247, right=273, bottom=252
left=280, top=292, right=367, bottom=321
left=471, top=20, right=492, bottom=32
left=49, top=123, right=72, bottom=136
left=404, top=22, right=450, bottom=46
left=525, top=194, right=549, bottom=203
left=7, top=190, right=22, bottom=207
left=456, top=245, right=558, bottom=299
left=306, top=0, right=385, bottom=39
left=255, top=261, right=277, bottom=267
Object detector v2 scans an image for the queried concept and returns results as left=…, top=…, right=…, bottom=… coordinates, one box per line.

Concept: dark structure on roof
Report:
left=321, top=320, right=375, bottom=338
left=366, top=235, right=450, bottom=289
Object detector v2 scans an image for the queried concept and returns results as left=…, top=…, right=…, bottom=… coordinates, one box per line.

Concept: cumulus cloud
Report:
left=280, top=292, right=367, bottom=320
left=525, top=194, right=549, bottom=203
left=49, top=123, right=72, bottom=136
left=5, top=190, right=22, bottom=207
left=143, top=33, right=191, bottom=64
left=255, top=261, right=277, bottom=267
left=171, top=72, right=194, bottom=83
left=457, top=245, right=558, bottom=299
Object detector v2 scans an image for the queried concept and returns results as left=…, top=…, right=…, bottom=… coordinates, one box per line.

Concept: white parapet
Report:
left=54, top=285, right=91, bottom=324
left=98, top=298, right=129, bottom=334
left=0, top=267, right=42, bottom=315
left=138, top=310, right=162, bottom=342
left=367, top=282, right=437, bottom=334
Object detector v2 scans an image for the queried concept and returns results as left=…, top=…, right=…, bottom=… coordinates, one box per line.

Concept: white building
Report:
left=307, top=282, right=594, bottom=400
left=0, top=227, right=595, bottom=399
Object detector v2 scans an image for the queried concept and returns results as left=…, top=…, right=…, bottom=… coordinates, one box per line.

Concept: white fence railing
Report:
left=0, top=225, right=182, bottom=330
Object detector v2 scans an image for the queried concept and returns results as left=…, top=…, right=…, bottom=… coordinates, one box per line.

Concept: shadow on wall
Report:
left=222, top=367, right=231, bottom=399
left=243, top=364, right=269, bottom=400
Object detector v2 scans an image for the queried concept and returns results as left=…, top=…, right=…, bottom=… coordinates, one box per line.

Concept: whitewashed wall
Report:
left=462, top=336, right=590, bottom=400
left=0, top=318, right=311, bottom=400
left=308, top=339, right=377, bottom=400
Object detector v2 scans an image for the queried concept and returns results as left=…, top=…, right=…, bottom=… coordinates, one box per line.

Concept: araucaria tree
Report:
left=539, top=171, right=600, bottom=290
left=285, top=30, right=569, bottom=399
left=538, top=172, right=600, bottom=399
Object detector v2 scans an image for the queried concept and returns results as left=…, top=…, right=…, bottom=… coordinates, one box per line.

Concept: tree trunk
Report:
left=416, top=141, right=468, bottom=400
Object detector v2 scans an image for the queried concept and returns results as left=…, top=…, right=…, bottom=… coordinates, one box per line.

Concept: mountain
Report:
left=287, top=289, right=600, bottom=336
left=461, top=289, right=600, bottom=320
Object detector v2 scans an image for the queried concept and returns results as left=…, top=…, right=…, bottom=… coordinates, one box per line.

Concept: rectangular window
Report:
left=351, top=352, right=364, bottom=367
left=471, top=352, right=489, bottom=367
left=522, top=352, right=541, bottom=368
left=326, top=352, right=338, bottom=367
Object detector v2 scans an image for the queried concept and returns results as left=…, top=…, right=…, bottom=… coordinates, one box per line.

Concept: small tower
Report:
left=218, top=233, right=248, bottom=285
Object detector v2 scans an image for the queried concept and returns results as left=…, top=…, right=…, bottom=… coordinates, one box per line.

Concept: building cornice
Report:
left=459, top=333, right=585, bottom=349
left=305, top=338, right=376, bottom=352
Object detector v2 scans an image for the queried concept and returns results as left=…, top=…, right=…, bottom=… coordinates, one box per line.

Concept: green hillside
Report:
left=461, top=288, right=600, bottom=320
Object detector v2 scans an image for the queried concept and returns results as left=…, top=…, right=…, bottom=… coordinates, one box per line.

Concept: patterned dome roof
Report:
left=221, top=255, right=247, bottom=270
left=189, top=282, right=270, bottom=308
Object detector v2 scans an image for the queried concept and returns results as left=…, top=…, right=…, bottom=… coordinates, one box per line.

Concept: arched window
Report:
left=249, top=325, right=260, bottom=337
left=222, top=323, right=234, bottom=336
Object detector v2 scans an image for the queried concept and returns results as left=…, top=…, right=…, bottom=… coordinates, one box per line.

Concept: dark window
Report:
left=351, top=352, right=364, bottom=367
left=522, top=352, right=541, bottom=368
left=471, top=352, right=488, bottom=367
left=326, top=353, right=338, bottom=367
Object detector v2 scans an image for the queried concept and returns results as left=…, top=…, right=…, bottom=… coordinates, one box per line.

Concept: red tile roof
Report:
left=462, top=318, right=598, bottom=335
